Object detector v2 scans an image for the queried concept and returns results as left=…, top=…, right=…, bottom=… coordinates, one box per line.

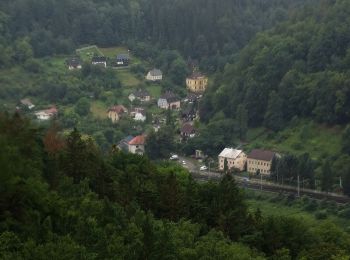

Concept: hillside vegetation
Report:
left=201, top=0, right=350, bottom=127
left=0, top=0, right=315, bottom=71
left=1, top=114, right=350, bottom=259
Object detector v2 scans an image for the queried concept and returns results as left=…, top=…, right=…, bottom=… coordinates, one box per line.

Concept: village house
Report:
left=34, top=106, right=58, bottom=120
left=128, top=135, right=145, bottom=155
left=180, top=123, right=196, bottom=139
left=91, top=56, right=107, bottom=68
left=218, top=148, right=247, bottom=172
left=118, top=135, right=145, bottom=155
left=20, top=98, right=35, bottom=110
left=130, top=107, right=147, bottom=122
left=107, top=105, right=128, bottom=123
left=115, top=54, right=130, bottom=67
left=186, top=72, right=208, bottom=93
left=66, top=57, right=82, bottom=70
left=128, top=89, right=151, bottom=102
left=157, top=91, right=181, bottom=110
left=146, top=68, right=163, bottom=81
left=247, top=149, right=276, bottom=175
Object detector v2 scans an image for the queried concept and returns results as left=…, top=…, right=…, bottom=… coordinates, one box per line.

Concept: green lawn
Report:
left=146, top=84, right=162, bottom=99
left=100, top=46, right=143, bottom=65
left=245, top=120, right=343, bottom=160
left=245, top=192, right=350, bottom=230
left=90, top=100, right=108, bottom=119
left=76, top=45, right=103, bottom=61
left=43, top=56, right=67, bottom=73
left=117, top=70, right=141, bottom=87
left=100, top=46, right=129, bottom=57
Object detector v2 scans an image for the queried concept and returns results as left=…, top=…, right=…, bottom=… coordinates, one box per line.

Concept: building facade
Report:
left=218, top=148, right=247, bottom=171
left=107, top=105, right=128, bottom=123
left=127, top=135, right=145, bottom=155
left=157, top=92, right=181, bottom=110
left=91, top=56, right=107, bottom=68
left=146, top=68, right=162, bottom=81
left=186, top=72, right=208, bottom=93
left=247, top=149, right=275, bottom=175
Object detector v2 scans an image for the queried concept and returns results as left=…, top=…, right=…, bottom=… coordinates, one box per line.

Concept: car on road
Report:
left=199, top=165, right=208, bottom=171
left=170, top=154, right=179, bottom=160
left=182, top=160, right=186, bottom=165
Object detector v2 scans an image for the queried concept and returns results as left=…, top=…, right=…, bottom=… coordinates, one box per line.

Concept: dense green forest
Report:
left=0, top=0, right=315, bottom=70
left=1, top=113, right=350, bottom=259
left=201, top=0, right=350, bottom=127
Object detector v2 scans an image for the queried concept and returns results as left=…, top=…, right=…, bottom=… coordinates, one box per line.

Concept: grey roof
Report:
left=92, top=56, right=106, bottom=62
left=149, top=68, right=162, bottom=76
left=248, top=149, right=275, bottom=161
left=117, top=54, right=129, bottom=60
left=118, top=135, right=134, bottom=152
left=160, top=91, right=176, bottom=100
left=133, top=89, right=150, bottom=98
left=67, top=57, right=81, bottom=67
left=219, top=148, right=243, bottom=159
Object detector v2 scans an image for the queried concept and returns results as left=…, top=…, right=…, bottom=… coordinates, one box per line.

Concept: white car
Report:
left=170, top=154, right=179, bottom=160
left=200, top=165, right=208, bottom=171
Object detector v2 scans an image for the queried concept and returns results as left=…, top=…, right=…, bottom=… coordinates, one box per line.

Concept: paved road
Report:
left=178, top=157, right=350, bottom=204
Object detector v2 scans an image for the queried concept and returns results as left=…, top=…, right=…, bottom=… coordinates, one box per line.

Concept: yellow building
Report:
left=186, top=72, right=208, bottom=93
left=218, top=148, right=247, bottom=172
left=247, top=149, right=275, bottom=175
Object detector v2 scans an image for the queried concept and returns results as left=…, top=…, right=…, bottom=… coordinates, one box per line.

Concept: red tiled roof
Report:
left=128, top=135, right=145, bottom=145
left=108, top=105, right=127, bottom=114
left=248, top=149, right=275, bottom=161
left=181, top=123, right=195, bottom=134
left=45, top=106, right=58, bottom=114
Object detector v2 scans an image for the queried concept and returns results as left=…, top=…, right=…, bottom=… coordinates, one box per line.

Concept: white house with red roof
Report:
left=128, top=135, right=145, bottom=155
left=34, top=106, right=58, bottom=120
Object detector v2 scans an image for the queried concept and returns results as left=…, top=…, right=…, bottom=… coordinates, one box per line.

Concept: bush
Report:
left=303, top=200, right=319, bottom=212
left=23, top=58, right=43, bottom=73
left=314, top=210, right=328, bottom=220
left=338, top=207, right=350, bottom=218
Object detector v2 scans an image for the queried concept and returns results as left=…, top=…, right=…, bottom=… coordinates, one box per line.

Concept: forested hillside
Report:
left=201, top=0, right=350, bottom=127
left=0, top=0, right=314, bottom=70
left=1, top=113, right=350, bottom=259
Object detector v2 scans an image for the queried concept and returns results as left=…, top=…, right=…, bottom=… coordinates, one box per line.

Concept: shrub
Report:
left=303, top=200, right=319, bottom=212
left=314, top=210, right=328, bottom=220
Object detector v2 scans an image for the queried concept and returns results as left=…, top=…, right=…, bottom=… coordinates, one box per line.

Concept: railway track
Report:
left=190, top=171, right=350, bottom=204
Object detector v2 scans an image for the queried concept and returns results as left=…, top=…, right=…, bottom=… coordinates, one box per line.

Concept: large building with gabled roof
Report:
left=247, top=149, right=276, bottom=175
left=218, top=148, right=247, bottom=171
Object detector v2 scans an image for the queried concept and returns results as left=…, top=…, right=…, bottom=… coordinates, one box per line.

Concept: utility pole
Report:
left=340, top=176, right=343, bottom=188
left=260, top=173, right=262, bottom=190
left=297, top=175, right=300, bottom=197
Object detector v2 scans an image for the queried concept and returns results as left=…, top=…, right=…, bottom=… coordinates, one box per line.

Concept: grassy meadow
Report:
left=245, top=120, right=343, bottom=160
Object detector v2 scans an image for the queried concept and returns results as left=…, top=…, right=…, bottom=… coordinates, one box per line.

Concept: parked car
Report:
left=170, top=154, right=179, bottom=160
left=200, top=165, right=208, bottom=171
